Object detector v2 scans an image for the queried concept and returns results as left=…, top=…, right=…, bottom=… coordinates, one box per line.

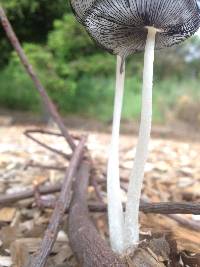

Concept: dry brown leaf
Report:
left=142, top=214, right=200, bottom=253
left=180, top=251, right=200, bottom=267
left=9, top=238, right=41, bottom=253
left=10, top=240, right=30, bottom=267
left=0, top=207, right=16, bottom=222
left=33, top=175, right=48, bottom=186
left=53, top=245, right=72, bottom=265
left=0, top=226, right=19, bottom=248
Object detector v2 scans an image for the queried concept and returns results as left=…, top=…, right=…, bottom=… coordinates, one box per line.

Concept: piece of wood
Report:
left=0, top=207, right=16, bottom=222
left=68, top=162, right=126, bottom=266
left=0, top=184, right=200, bottom=216
left=68, top=162, right=166, bottom=267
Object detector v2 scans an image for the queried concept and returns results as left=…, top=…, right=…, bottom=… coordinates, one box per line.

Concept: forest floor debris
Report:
left=0, top=123, right=199, bottom=266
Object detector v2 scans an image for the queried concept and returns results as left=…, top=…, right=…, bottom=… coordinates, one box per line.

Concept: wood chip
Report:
left=0, top=256, right=12, bottom=267
left=0, top=208, right=16, bottom=222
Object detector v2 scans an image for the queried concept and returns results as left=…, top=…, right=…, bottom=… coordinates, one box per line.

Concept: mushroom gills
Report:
left=124, top=26, right=158, bottom=251
left=107, top=55, right=125, bottom=253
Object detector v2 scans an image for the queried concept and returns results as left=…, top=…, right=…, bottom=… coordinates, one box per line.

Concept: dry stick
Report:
left=167, top=214, right=200, bottom=232
left=88, top=202, right=200, bottom=215
left=68, top=161, right=126, bottom=267
left=24, top=130, right=71, bottom=160
left=33, top=184, right=57, bottom=210
left=68, top=162, right=166, bottom=267
left=25, top=129, right=63, bottom=137
left=38, top=200, right=200, bottom=217
left=90, top=203, right=200, bottom=232
left=0, top=183, right=61, bottom=205
left=142, top=196, right=200, bottom=233
left=30, top=183, right=200, bottom=231
left=25, top=129, right=82, bottom=141
left=0, top=6, right=75, bottom=151
left=33, top=184, right=49, bottom=209
left=28, top=136, right=87, bottom=267
left=91, top=176, right=104, bottom=203
left=0, top=185, right=200, bottom=215
left=25, top=161, right=66, bottom=171
left=30, top=190, right=200, bottom=233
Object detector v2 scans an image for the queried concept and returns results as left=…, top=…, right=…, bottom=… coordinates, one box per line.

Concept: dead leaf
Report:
left=0, top=208, right=16, bottom=222
left=180, top=251, right=200, bottom=267
left=0, top=226, right=18, bottom=248
left=10, top=240, right=30, bottom=267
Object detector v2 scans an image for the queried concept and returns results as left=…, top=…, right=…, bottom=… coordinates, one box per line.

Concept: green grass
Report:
left=0, top=67, right=199, bottom=124
left=0, top=69, right=41, bottom=112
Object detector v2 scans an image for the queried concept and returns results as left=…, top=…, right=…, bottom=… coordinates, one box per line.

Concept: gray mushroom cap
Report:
left=70, top=0, right=200, bottom=58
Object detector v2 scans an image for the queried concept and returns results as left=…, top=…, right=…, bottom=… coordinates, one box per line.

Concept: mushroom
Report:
left=70, top=0, right=200, bottom=253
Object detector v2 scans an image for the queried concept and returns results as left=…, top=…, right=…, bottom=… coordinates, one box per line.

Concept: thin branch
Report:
left=68, top=163, right=167, bottom=267
left=33, top=199, right=200, bottom=217
left=23, top=129, right=82, bottom=141
left=24, top=129, right=63, bottom=137
left=139, top=202, right=200, bottom=215
left=91, top=176, right=104, bottom=203
left=33, top=186, right=57, bottom=209
left=33, top=184, right=49, bottom=210
left=88, top=202, right=200, bottom=215
left=24, top=130, right=71, bottom=160
left=167, top=214, right=200, bottom=232
left=0, top=6, right=75, bottom=151
left=28, top=136, right=87, bottom=267
left=0, top=187, right=200, bottom=215
left=25, top=161, right=66, bottom=171
left=68, top=162, right=125, bottom=266
left=0, top=184, right=61, bottom=205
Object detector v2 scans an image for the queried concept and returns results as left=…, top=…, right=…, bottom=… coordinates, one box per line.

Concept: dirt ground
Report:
left=0, top=114, right=199, bottom=266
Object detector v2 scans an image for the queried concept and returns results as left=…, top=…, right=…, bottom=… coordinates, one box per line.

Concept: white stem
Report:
left=124, top=27, right=157, bottom=250
left=107, top=55, right=125, bottom=253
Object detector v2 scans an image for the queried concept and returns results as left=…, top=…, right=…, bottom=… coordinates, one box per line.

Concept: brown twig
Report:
left=23, top=129, right=82, bottom=142
left=33, top=184, right=57, bottom=209
left=68, top=163, right=165, bottom=267
left=139, top=202, right=200, bottom=215
left=33, top=184, right=46, bottom=209
left=25, top=161, right=66, bottom=171
left=28, top=136, right=87, bottom=267
left=24, top=129, right=63, bottom=137
left=24, top=129, right=71, bottom=160
left=36, top=201, right=200, bottom=217
left=68, top=162, right=126, bottom=266
left=0, top=6, right=75, bottom=151
left=88, top=202, right=200, bottom=215
left=167, top=214, right=200, bottom=232
left=33, top=199, right=200, bottom=217
left=0, top=186, right=200, bottom=215
left=0, top=183, right=61, bottom=205
left=91, top=176, right=104, bottom=203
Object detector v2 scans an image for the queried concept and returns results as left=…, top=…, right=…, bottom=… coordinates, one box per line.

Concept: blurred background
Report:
left=1, top=0, right=200, bottom=129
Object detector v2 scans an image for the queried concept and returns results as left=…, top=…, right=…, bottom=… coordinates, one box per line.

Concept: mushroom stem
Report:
left=124, top=27, right=157, bottom=250
left=107, top=55, right=125, bottom=253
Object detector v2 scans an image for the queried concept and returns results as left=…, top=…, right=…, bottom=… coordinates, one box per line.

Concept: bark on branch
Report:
left=24, top=129, right=71, bottom=159
left=88, top=202, right=200, bottom=215
left=68, top=161, right=126, bottom=266
left=0, top=186, right=199, bottom=215
left=68, top=163, right=167, bottom=267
